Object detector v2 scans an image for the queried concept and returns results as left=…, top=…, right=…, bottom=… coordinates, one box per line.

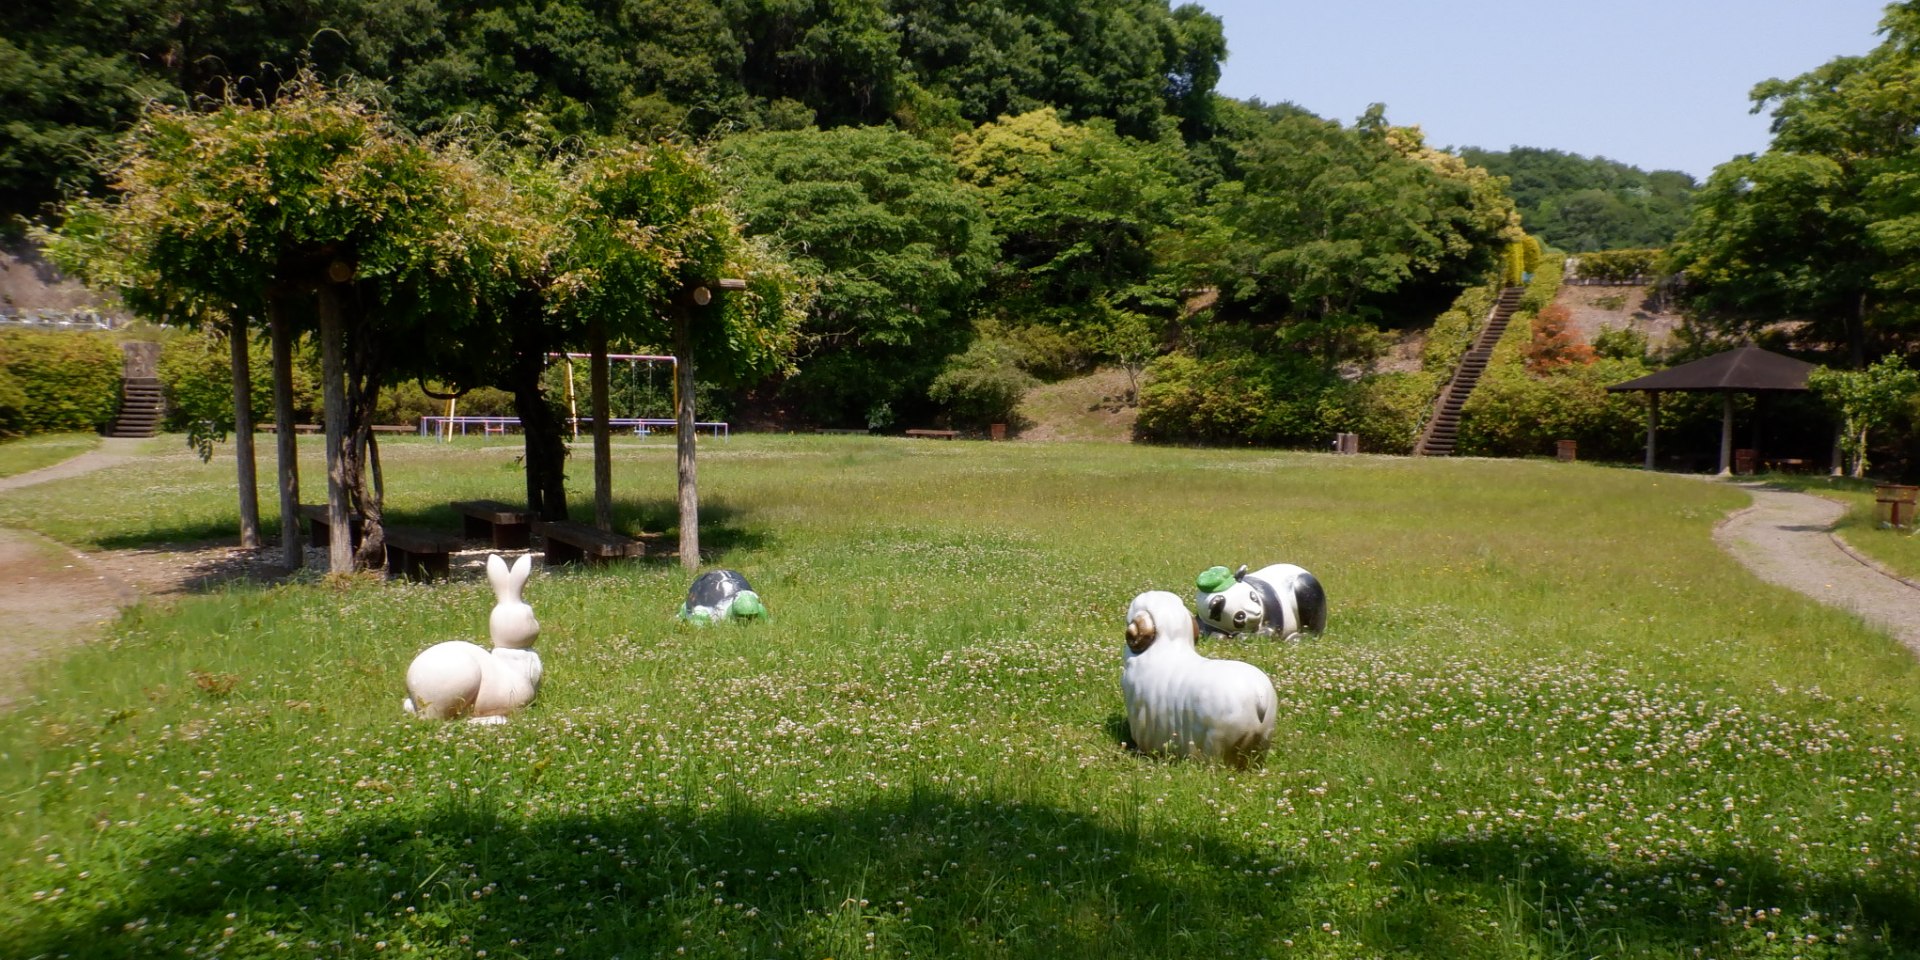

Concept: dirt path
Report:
left=0, top=438, right=286, bottom=708
left=1714, top=482, right=1920, bottom=657
left=0, top=527, right=139, bottom=709
left=0, top=436, right=152, bottom=493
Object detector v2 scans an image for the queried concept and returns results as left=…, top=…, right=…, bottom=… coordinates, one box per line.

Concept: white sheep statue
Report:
left=1194, top=563, right=1327, bottom=640
left=1120, top=590, right=1278, bottom=767
left=402, top=554, right=542, bottom=724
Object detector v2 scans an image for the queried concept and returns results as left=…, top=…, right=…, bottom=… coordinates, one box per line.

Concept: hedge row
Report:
left=0, top=330, right=122, bottom=437
left=1569, top=248, right=1660, bottom=282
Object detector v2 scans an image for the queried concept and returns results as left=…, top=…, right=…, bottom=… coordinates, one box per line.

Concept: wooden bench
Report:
left=904, top=428, right=959, bottom=440
left=1875, top=483, right=1918, bottom=529
left=383, top=526, right=463, bottom=581
left=537, top=520, right=645, bottom=565
left=815, top=428, right=869, bottom=435
left=371, top=424, right=412, bottom=435
left=296, top=503, right=364, bottom=549
left=261, top=423, right=322, bottom=434
left=450, top=499, right=534, bottom=549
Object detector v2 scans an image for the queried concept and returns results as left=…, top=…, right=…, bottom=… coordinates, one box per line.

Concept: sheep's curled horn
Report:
left=1126, top=611, right=1156, bottom=653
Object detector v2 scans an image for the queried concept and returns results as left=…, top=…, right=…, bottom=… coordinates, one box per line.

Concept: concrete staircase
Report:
left=1413, top=286, right=1525, bottom=457
left=109, top=376, right=163, bottom=438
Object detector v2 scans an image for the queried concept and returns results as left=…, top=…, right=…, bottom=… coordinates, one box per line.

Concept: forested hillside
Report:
left=1461, top=147, right=1696, bottom=252
left=6, top=0, right=1540, bottom=435
left=0, top=0, right=1226, bottom=224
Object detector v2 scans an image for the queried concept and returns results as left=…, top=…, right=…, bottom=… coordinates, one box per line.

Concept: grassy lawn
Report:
left=1758, top=473, right=1920, bottom=582
left=0, top=432, right=101, bottom=479
left=2, top=436, right=1917, bottom=958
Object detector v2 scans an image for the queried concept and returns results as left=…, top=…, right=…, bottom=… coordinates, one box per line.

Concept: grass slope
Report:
left=2, top=435, right=1917, bottom=959
left=0, top=432, right=101, bottom=479
left=1016, top=367, right=1137, bottom=442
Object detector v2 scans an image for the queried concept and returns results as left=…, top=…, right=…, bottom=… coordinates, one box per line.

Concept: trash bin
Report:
left=1875, top=484, right=1918, bottom=528
left=990, top=422, right=1007, bottom=441
left=1734, top=449, right=1757, bottom=475
left=1555, top=439, right=1577, bottom=462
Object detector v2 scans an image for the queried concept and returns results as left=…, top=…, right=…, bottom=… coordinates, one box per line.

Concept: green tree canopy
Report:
left=1668, top=1, right=1920, bottom=365
left=953, top=108, right=1192, bottom=328
left=713, top=125, right=993, bottom=422
left=2, top=0, right=1229, bottom=228
left=1183, top=102, right=1518, bottom=365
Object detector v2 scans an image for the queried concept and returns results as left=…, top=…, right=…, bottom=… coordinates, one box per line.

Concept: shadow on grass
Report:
left=15, top=790, right=1303, bottom=958
left=18, top=793, right=1919, bottom=958
left=1374, top=831, right=1920, bottom=957
left=83, top=497, right=770, bottom=593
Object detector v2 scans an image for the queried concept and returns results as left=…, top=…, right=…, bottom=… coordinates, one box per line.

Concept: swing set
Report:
left=417, top=353, right=730, bottom=440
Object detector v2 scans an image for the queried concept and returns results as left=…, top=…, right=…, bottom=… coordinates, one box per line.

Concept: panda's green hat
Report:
left=1195, top=565, right=1235, bottom=594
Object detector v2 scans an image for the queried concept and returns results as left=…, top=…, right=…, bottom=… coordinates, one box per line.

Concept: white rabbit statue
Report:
left=402, top=554, right=542, bottom=724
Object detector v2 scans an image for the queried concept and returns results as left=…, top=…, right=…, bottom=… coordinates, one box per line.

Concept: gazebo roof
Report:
left=1606, top=344, right=1815, bottom=394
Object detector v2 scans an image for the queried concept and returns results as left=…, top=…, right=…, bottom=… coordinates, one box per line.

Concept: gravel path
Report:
left=1714, top=482, right=1920, bottom=657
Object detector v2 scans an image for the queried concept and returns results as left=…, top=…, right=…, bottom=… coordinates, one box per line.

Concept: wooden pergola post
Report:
left=1644, top=392, right=1660, bottom=471
left=1718, top=392, right=1735, bottom=476
left=674, top=278, right=746, bottom=571
left=589, top=317, right=612, bottom=533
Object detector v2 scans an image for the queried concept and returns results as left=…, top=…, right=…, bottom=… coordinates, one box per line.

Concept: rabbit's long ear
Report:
left=487, top=554, right=509, bottom=593
left=509, top=553, right=533, bottom=592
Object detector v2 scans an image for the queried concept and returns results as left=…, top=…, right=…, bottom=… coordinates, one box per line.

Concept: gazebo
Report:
left=1605, top=344, right=1816, bottom=474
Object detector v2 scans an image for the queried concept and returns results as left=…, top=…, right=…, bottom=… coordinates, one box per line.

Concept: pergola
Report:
left=1605, top=345, right=1815, bottom=474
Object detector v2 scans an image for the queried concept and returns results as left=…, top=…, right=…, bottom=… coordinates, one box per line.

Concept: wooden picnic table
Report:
left=450, top=499, right=534, bottom=549
left=538, top=520, right=644, bottom=565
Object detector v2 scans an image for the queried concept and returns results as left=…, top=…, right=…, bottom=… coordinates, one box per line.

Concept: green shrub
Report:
left=0, top=329, right=121, bottom=434
left=1457, top=357, right=1653, bottom=460
left=1318, top=371, right=1441, bottom=455
left=1572, top=248, right=1660, bottom=282
left=1422, top=285, right=1499, bottom=373
left=927, top=337, right=1039, bottom=426
left=1136, top=350, right=1335, bottom=446
left=1593, top=326, right=1649, bottom=361
left=381, top=380, right=515, bottom=425
left=994, top=321, right=1093, bottom=382
left=0, top=367, right=27, bottom=438
left=159, top=329, right=319, bottom=433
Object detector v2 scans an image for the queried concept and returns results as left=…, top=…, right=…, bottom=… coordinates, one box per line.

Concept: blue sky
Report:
left=1194, top=0, right=1893, bottom=180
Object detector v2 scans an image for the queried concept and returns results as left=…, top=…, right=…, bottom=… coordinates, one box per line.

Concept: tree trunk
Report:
left=316, top=283, right=354, bottom=574
left=509, top=311, right=569, bottom=521
left=269, top=297, right=302, bottom=570
left=674, top=302, right=699, bottom=570
left=228, top=324, right=261, bottom=548
left=590, top=317, right=613, bottom=532
left=345, top=326, right=386, bottom=571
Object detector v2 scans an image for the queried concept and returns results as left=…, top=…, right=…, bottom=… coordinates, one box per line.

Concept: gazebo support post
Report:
left=1718, top=393, right=1734, bottom=476
left=1644, top=392, right=1660, bottom=470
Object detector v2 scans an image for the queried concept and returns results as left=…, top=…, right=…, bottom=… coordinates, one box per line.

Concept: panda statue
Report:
left=1194, top=563, right=1327, bottom=641
left=678, top=569, right=768, bottom=624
